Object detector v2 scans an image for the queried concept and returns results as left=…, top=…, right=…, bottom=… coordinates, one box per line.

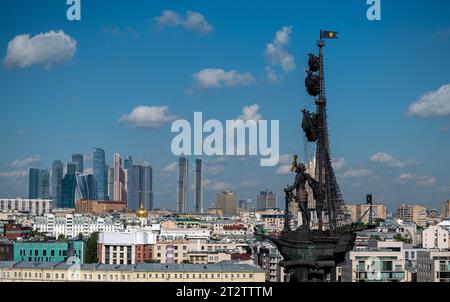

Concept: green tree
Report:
left=76, top=233, right=84, bottom=241
left=85, top=232, right=99, bottom=264
left=57, top=234, right=66, bottom=241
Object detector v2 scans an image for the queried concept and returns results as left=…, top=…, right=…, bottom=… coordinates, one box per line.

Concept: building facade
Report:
left=29, top=168, right=50, bottom=199
left=397, top=204, right=427, bottom=228
left=256, top=190, right=277, bottom=211
left=128, top=164, right=153, bottom=211
left=0, top=198, right=52, bottom=215
left=113, top=153, right=127, bottom=202
left=52, top=160, right=64, bottom=208
left=416, top=250, right=450, bottom=282
left=13, top=241, right=84, bottom=263
left=194, top=159, right=203, bottom=213
left=71, top=154, right=84, bottom=173
left=422, top=225, right=449, bottom=249
left=215, top=190, right=237, bottom=217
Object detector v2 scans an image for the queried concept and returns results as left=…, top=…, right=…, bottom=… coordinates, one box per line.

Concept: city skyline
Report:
left=1, top=0, right=450, bottom=212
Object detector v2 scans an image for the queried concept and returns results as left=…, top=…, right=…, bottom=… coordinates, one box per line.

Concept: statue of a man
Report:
left=284, top=163, right=320, bottom=229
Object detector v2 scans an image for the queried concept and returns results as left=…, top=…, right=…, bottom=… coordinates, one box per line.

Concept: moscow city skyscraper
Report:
left=71, top=153, right=84, bottom=173
left=113, top=153, right=127, bottom=202
left=51, top=160, right=64, bottom=208
left=177, top=156, right=188, bottom=213
left=128, top=163, right=153, bottom=211
left=194, top=159, right=203, bottom=213
left=93, top=148, right=108, bottom=200
left=28, top=168, right=50, bottom=199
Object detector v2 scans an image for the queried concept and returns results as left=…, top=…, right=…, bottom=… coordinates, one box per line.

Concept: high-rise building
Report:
left=93, top=148, right=108, bottom=200
left=51, top=161, right=64, bottom=208
left=71, top=154, right=84, bottom=173
left=239, top=199, right=252, bottom=211
left=124, top=156, right=133, bottom=200
left=441, top=200, right=450, bottom=219
left=215, top=190, right=237, bottom=217
left=194, top=159, right=203, bottom=213
left=75, top=172, right=97, bottom=202
left=107, top=167, right=114, bottom=201
left=128, top=164, right=153, bottom=211
left=256, top=190, right=277, bottom=211
left=177, top=157, right=188, bottom=213
left=124, top=156, right=133, bottom=170
left=29, top=168, right=50, bottom=199
left=61, top=174, right=76, bottom=208
left=113, top=153, right=127, bottom=202
left=397, top=204, right=427, bottom=227
left=66, top=162, right=77, bottom=176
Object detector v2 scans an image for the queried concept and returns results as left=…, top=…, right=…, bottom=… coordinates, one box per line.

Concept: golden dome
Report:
left=136, top=206, right=148, bottom=218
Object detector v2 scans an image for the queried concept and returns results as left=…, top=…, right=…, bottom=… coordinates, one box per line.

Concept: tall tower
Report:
left=29, top=168, right=50, bottom=199
left=93, top=148, right=108, bottom=200
left=194, top=159, right=203, bottom=213
left=72, top=154, right=84, bottom=173
left=51, top=160, right=64, bottom=208
left=129, top=164, right=153, bottom=211
left=177, top=157, right=188, bottom=213
left=113, top=153, right=127, bottom=202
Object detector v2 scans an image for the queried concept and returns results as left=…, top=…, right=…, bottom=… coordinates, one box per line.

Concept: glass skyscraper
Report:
left=93, top=148, right=108, bottom=200
left=194, top=159, right=203, bottom=213
left=75, top=172, right=97, bottom=201
left=128, top=164, right=153, bottom=211
left=29, top=168, right=50, bottom=199
left=71, top=153, right=84, bottom=173
left=177, top=157, right=188, bottom=213
left=51, top=160, right=64, bottom=208
left=61, top=174, right=76, bottom=208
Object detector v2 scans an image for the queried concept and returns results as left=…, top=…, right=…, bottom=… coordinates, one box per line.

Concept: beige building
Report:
left=441, top=200, right=450, bottom=219
left=215, top=190, right=237, bottom=217
left=416, top=250, right=450, bottom=282
left=397, top=204, right=427, bottom=228
left=153, top=240, right=246, bottom=264
left=422, top=225, right=449, bottom=249
left=0, top=261, right=265, bottom=282
left=341, top=241, right=407, bottom=282
left=344, top=204, right=387, bottom=224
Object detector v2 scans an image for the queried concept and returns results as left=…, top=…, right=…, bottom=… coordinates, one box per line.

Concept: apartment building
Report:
left=416, top=250, right=450, bottom=282
left=397, top=205, right=427, bottom=228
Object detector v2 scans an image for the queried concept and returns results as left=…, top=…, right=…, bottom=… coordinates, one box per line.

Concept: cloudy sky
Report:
left=0, top=0, right=449, bottom=213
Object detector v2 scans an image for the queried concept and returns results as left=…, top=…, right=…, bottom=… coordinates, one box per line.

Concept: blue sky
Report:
left=0, top=0, right=449, bottom=212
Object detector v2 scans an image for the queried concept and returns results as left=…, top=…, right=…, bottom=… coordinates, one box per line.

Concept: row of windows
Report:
left=1, top=271, right=254, bottom=280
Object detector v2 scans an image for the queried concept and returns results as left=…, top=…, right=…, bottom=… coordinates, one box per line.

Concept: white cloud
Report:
left=0, top=170, right=28, bottom=178
left=204, top=165, right=224, bottom=175
left=162, top=162, right=178, bottom=173
left=332, top=158, right=346, bottom=171
left=237, top=104, right=262, bottom=122
left=278, top=154, right=293, bottom=165
left=193, top=68, right=255, bottom=89
left=119, top=106, right=177, bottom=128
left=395, top=173, right=436, bottom=187
left=203, top=179, right=232, bottom=191
left=276, top=164, right=292, bottom=175
left=10, top=155, right=40, bottom=169
left=343, top=168, right=372, bottom=178
left=264, top=26, right=296, bottom=82
left=154, top=10, right=214, bottom=34
left=3, top=30, right=76, bottom=69
left=407, top=84, right=450, bottom=118
left=369, top=152, right=418, bottom=169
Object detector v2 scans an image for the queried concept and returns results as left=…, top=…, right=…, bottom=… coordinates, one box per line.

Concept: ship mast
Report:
left=304, top=30, right=345, bottom=234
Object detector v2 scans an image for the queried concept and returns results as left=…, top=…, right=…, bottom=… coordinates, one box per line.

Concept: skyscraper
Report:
left=256, top=190, right=277, bottom=211
left=29, top=168, right=50, bottom=199
left=128, top=164, right=153, bottom=211
left=177, top=157, right=188, bottom=213
left=66, top=162, right=77, bottom=176
left=194, top=159, right=203, bottom=213
left=124, top=156, right=133, bottom=200
left=75, top=172, right=97, bottom=202
left=113, top=153, right=127, bottom=202
left=93, top=148, right=108, bottom=200
left=72, top=154, right=84, bottom=173
left=61, top=173, right=76, bottom=208
left=108, top=167, right=114, bottom=201
left=51, top=160, right=64, bottom=208
left=215, top=190, right=237, bottom=217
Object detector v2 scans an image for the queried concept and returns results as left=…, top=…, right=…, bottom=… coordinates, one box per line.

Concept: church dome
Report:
left=136, top=206, right=148, bottom=218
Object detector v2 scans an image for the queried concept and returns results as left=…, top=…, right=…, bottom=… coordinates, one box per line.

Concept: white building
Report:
left=159, top=228, right=211, bottom=241
left=0, top=198, right=52, bottom=215
left=98, top=231, right=157, bottom=265
left=341, top=241, right=408, bottom=282
left=422, top=225, right=449, bottom=249
left=33, top=214, right=124, bottom=238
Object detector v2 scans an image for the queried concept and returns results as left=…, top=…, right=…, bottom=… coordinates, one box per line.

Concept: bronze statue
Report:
left=284, top=163, right=320, bottom=229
